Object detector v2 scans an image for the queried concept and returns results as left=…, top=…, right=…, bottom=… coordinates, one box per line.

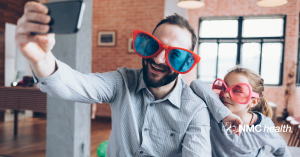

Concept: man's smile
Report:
left=148, top=62, right=167, bottom=74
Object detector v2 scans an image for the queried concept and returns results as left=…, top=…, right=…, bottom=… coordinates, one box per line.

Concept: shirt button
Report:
left=170, top=133, right=174, bottom=137
left=41, top=82, right=46, bottom=85
left=140, top=151, right=143, bottom=154
left=144, top=128, right=148, bottom=131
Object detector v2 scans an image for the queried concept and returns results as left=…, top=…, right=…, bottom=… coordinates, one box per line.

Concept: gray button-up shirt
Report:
left=34, top=59, right=211, bottom=157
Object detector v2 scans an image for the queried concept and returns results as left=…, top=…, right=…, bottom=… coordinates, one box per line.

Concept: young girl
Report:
left=190, top=67, right=291, bottom=157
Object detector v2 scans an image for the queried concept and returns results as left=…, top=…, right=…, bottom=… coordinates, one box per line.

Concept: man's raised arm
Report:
left=190, top=80, right=243, bottom=135
left=15, top=1, right=118, bottom=104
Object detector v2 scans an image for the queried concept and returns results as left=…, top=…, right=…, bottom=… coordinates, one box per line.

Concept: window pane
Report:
left=243, top=18, right=284, bottom=37
left=200, top=20, right=238, bottom=38
left=198, top=43, right=218, bottom=82
left=241, top=43, right=260, bottom=74
left=217, top=43, right=237, bottom=79
left=261, top=43, right=283, bottom=85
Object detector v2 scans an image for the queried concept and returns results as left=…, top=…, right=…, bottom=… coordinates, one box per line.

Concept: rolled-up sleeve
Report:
left=182, top=106, right=211, bottom=157
left=33, top=59, right=120, bottom=104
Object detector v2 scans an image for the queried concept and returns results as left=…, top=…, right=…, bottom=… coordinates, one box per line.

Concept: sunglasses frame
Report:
left=133, top=29, right=201, bottom=74
left=212, top=78, right=260, bottom=104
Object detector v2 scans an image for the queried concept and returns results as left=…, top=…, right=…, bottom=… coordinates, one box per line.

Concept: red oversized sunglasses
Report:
left=132, top=30, right=201, bottom=74
left=212, top=78, right=260, bottom=104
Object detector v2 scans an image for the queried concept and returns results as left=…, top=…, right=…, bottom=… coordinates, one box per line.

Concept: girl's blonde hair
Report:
left=226, top=66, right=273, bottom=118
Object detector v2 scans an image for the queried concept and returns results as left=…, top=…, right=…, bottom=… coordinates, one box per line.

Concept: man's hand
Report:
left=15, top=1, right=57, bottom=78
left=223, top=114, right=243, bottom=136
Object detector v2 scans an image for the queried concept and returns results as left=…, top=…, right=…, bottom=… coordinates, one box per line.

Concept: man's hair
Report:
left=152, top=13, right=197, bottom=51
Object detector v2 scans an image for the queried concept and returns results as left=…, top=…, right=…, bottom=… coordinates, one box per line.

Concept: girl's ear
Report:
left=248, top=97, right=260, bottom=107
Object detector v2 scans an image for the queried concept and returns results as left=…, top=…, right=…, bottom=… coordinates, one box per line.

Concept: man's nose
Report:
left=153, top=49, right=166, bottom=64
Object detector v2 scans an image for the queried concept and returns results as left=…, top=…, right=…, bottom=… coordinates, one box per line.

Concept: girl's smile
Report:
left=221, top=100, right=232, bottom=106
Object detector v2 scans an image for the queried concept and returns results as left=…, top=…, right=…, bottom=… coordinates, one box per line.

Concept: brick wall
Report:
left=188, top=0, right=300, bottom=117
left=92, top=0, right=165, bottom=117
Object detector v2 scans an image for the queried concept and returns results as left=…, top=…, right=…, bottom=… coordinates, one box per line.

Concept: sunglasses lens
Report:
left=212, top=80, right=225, bottom=96
left=168, top=49, right=195, bottom=73
left=134, top=33, right=159, bottom=56
left=231, top=84, right=250, bottom=104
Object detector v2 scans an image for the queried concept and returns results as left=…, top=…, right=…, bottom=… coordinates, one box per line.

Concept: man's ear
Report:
left=248, top=97, right=260, bottom=108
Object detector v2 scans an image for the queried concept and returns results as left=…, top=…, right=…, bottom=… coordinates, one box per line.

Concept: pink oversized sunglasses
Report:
left=212, top=78, right=260, bottom=104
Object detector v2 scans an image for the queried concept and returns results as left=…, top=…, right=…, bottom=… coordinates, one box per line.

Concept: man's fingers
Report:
left=16, top=34, right=48, bottom=45
left=223, top=114, right=244, bottom=136
left=228, top=119, right=241, bottom=136
left=24, top=1, right=48, bottom=14
left=18, top=12, right=51, bottom=26
left=235, top=125, right=240, bottom=135
left=237, top=116, right=243, bottom=125
left=235, top=118, right=244, bottom=136
left=16, top=22, right=49, bottom=34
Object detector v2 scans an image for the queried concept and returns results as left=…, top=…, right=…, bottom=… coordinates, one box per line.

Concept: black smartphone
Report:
left=31, top=1, right=85, bottom=35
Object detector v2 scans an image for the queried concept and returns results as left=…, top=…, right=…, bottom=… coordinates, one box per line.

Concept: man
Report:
left=16, top=1, right=245, bottom=156
left=15, top=2, right=211, bottom=156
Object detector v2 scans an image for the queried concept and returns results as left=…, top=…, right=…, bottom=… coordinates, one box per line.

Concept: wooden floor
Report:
left=0, top=116, right=292, bottom=157
left=0, top=116, right=112, bottom=157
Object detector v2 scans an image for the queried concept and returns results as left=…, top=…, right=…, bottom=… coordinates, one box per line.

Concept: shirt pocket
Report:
left=149, top=129, right=184, bottom=155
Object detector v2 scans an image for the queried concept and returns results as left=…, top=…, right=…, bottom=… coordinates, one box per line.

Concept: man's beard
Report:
left=142, top=58, right=179, bottom=88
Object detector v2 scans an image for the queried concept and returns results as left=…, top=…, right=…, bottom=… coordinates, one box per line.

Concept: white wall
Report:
left=5, top=23, right=17, bottom=87
left=164, top=0, right=189, bottom=78
left=5, top=23, right=32, bottom=87
left=164, top=0, right=188, bottom=19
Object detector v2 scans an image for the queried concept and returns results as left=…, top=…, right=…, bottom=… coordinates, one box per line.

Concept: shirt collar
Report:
left=136, top=71, right=147, bottom=93
left=136, top=71, right=182, bottom=109
left=166, top=78, right=182, bottom=108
